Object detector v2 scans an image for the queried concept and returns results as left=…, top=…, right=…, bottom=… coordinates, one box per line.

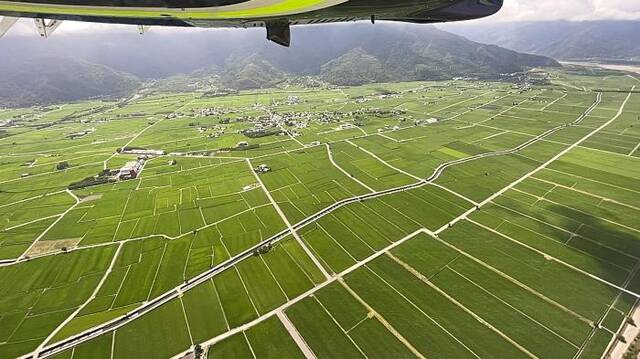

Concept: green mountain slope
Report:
left=320, top=48, right=392, bottom=85
left=0, top=24, right=559, bottom=105
left=167, top=24, right=559, bottom=90
left=0, top=56, right=140, bottom=107
left=220, top=54, right=287, bottom=90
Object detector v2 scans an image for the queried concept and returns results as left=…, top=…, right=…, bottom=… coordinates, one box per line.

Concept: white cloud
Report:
left=484, top=0, right=640, bottom=22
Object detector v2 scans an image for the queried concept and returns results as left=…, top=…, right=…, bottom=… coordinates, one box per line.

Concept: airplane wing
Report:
left=0, top=0, right=503, bottom=46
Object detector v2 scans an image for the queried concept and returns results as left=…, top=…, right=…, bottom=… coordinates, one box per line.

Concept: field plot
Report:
left=0, top=246, right=117, bottom=358
left=0, top=217, right=57, bottom=259
left=0, top=162, right=106, bottom=203
left=581, top=93, right=640, bottom=155
left=207, top=316, right=305, bottom=359
left=32, top=159, right=287, bottom=254
left=1, top=70, right=638, bottom=359
left=48, top=236, right=325, bottom=358
left=259, top=145, right=369, bottom=223
left=286, top=280, right=418, bottom=359
left=298, top=184, right=471, bottom=274
left=435, top=152, right=540, bottom=202
left=461, top=146, right=640, bottom=285
left=437, top=220, right=628, bottom=355
left=328, top=141, right=415, bottom=191
left=348, top=121, right=515, bottom=179
left=0, top=193, right=75, bottom=231
left=113, top=300, right=193, bottom=359
left=283, top=225, right=631, bottom=359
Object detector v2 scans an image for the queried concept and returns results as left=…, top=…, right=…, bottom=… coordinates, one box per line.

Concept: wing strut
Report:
left=137, top=25, right=150, bottom=34
left=0, top=16, right=18, bottom=38
left=266, top=20, right=290, bottom=47
left=34, top=18, right=62, bottom=38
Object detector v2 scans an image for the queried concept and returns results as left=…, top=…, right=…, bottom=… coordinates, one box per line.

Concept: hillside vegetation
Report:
left=0, top=56, right=140, bottom=107
left=0, top=24, right=559, bottom=106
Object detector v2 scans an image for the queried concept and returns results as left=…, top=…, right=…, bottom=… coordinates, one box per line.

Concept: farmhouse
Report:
left=119, top=160, right=144, bottom=180
left=254, top=164, right=270, bottom=174
left=121, top=148, right=165, bottom=156
left=67, top=127, right=96, bottom=139
left=415, top=118, right=438, bottom=125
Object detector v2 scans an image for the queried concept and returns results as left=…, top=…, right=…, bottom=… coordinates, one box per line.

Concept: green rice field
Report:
left=0, top=67, right=638, bottom=359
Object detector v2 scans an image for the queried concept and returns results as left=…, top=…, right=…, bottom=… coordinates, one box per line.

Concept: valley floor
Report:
left=0, top=67, right=639, bottom=359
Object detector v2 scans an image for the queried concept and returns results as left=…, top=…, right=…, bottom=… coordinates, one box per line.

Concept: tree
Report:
left=194, top=344, right=204, bottom=359
left=56, top=161, right=70, bottom=171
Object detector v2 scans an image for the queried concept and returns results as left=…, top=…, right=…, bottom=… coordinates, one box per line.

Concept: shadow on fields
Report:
left=546, top=203, right=640, bottom=291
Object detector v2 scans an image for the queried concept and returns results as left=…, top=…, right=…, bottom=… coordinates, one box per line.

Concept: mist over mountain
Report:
left=0, top=56, right=140, bottom=107
left=0, top=23, right=559, bottom=106
left=442, top=20, right=640, bottom=62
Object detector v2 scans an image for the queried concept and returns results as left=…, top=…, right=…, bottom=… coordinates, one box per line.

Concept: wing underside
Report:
left=0, top=0, right=503, bottom=45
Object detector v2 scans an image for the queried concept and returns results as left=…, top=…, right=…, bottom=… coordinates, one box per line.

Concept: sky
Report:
left=4, top=0, right=640, bottom=36
left=488, top=0, right=640, bottom=22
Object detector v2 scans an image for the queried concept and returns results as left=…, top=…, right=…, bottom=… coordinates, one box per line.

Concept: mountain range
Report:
left=158, top=24, right=559, bottom=91
left=0, top=23, right=563, bottom=107
left=442, top=20, right=640, bottom=62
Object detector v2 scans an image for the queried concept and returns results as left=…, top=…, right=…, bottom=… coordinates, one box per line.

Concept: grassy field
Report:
left=1, top=68, right=638, bottom=358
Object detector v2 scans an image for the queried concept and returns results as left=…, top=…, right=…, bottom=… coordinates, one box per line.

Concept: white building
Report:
left=121, top=149, right=165, bottom=156
left=254, top=164, right=270, bottom=174
left=119, top=160, right=144, bottom=180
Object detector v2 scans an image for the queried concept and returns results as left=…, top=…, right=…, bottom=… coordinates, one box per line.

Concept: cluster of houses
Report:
left=202, top=88, right=238, bottom=98
left=230, top=104, right=419, bottom=140
left=195, top=107, right=236, bottom=117
left=241, top=124, right=281, bottom=139
left=196, top=124, right=226, bottom=139
left=284, top=119, right=309, bottom=129
left=501, top=70, right=549, bottom=90
left=270, top=96, right=301, bottom=106
left=165, top=112, right=185, bottom=119
left=239, top=112, right=303, bottom=139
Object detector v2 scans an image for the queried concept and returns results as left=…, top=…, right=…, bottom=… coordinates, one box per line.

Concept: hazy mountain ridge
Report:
left=0, top=56, right=140, bottom=107
left=443, top=20, right=640, bottom=62
left=0, top=24, right=559, bottom=106
left=229, top=24, right=559, bottom=82
left=164, top=24, right=559, bottom=90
